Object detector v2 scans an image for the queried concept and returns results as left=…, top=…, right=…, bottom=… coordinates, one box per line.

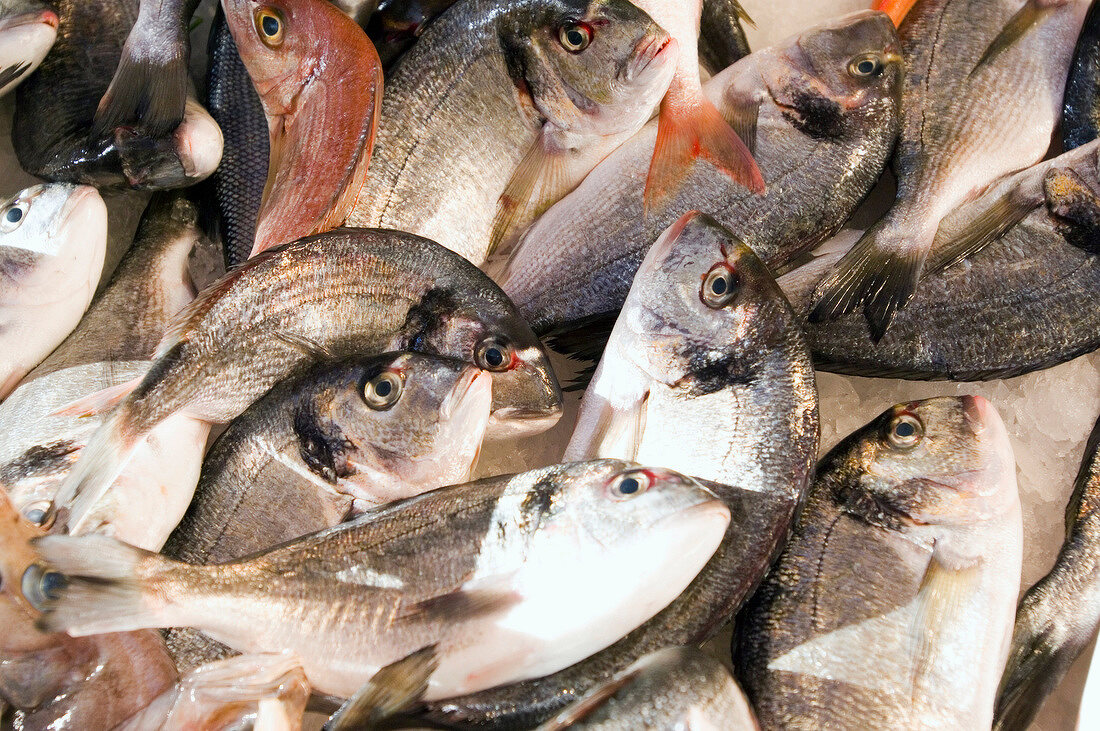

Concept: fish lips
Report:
left=0, top=8, right=58, bottom=95
left=485, top=347, right=563, bottom=439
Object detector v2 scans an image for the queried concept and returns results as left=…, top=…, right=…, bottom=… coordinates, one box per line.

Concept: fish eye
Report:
left=848, top=53, right=884, bottom=78
left=254, top=7, right=285, bottom=48
left=476, top=336, right=514, bottom=372
left=363, top=370, right=403, bottom=410
left=21, top=563, right=66, bottom=610
left=558, top=21, right=592, bottom=53
left=886, top=413, right=923, bottom=449
left=700, top=264, right=738, bottom=309
left=22, top=500, right=51, bottom=526
left=1, top=201, right=28, bottom=233
left=607, top=470, right=652, bottom=500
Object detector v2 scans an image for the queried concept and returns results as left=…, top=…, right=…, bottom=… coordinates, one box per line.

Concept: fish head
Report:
left=308, top=353, right=491, bottom=507
left=0, top=184, right=107, bottom=260
left=618, top=211, right=791, bottom=390
left=503, top=0, right=674, bottom=136
left=0, top=1, right=57, bottom=98
left=831, top=396, right=1018, bottom=529
left=0, top=488, right=45, bottom=620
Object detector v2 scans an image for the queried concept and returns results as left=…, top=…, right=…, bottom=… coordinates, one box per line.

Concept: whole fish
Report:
left=779, top=138, right=1100, bottom=380
left=537, top=647, right=758, bottom=730
left=367, top=0, right=458, bottom=67
left=48, top=228, right=562, bottom=537
left=698, top=0, right=752, bottom=74
left=499, top=10, right=902, bottom=336
left=423, top=213, right=817, bottom=728
left=810, top=0, right=1089, bottom=339
left=0, top=0, right=57, bottom=98
left=222, top=0, right=383, bottom=258
left=1064, top=0, right=1100, bottom=150
left=32, top=460, right=730, bottom=701
left=734, top=396, right=1022, bottom=729
left=993, top=412, right=1100, bottom=730
left=12, top=0, right=223, bottom=190
left=0, top=194, right=208, bottom=550
left=347, top=0, right=677, bottom=265
left=0, top=488, right=178, bottom=730
left=0, top=184, right=107, bottom=400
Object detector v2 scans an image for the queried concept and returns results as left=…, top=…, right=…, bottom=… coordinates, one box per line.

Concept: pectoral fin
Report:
left=909, top=556, right=980, bottom=697
left=928, top=191, right=1037, bottom=272
left=971, top=0, right=1060, bottom=77
left=324, top=645, right=438, bottom=730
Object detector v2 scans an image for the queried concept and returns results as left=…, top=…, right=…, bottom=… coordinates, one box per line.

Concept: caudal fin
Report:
left=643, top=93, right=764, bottom=212
left=30, top=534, right=188, bottom=635
left=873, top=0, right=919, bottom=27
left=92, top=31, right=190, bottom=138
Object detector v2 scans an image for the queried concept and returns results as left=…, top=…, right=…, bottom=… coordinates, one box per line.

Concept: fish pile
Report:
left=1, top=0, right=1099, bottom=728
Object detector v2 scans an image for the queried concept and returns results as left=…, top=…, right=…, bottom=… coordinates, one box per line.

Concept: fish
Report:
left=367, top=0, right=458, bottom=67
left=12, top=0, right=223, bottom=190
left=779, top=138, right=1100, bottom=380
left=0, top=184, right=107, bottom=401
left=347, top=0, right=677, bottom=265
left=423, top=213, right=817, bottom=728
left=632, top=0, right=762, bottom=212
left=47, top=227, right=562, bottom=536
left=222, top=0, right=383, bottom=258
left=698, top=0, right=752, bottom=74
left=872, top=0, right=919, bottom=26
left=499, top=9, right=902, bottom=337
left=809, top=0, right=1089, bottom=340
left=993, top=411, right=1100, bottom=730
left=734, top=395, right=1022, bottom=729
left=31, top=459, right=730, bottom=702
left=0, top=0, right=57, bottom=98
left=1064, top=0, right=1100, bottom=150
left=0, top=193, right=209, bottom=550
left=0, top=488, right=178, bottom=730
left=536, top=647, right=759, bottom=730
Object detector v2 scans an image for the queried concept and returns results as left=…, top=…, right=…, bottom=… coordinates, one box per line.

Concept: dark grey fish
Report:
left=994, top=412, right=1100, bottom=730
left=1065, top=0, right=1100, bottom=150
left=698, top=0, right=751, bottom=74
left=780, top=139, right=1100, bottom=381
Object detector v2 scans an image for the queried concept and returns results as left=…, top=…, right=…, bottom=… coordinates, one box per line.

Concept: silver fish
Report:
left=0, top=0, right=57, bottom=97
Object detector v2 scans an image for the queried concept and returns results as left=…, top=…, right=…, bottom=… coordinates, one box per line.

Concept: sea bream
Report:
left=1063, top=0, right=1100, bottom=149
left=32, top=460, right=730, bottom=702
left=0, top=0, right=57, bottom=98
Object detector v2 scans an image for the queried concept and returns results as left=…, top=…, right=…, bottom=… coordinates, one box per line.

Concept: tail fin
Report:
left=31, top=534, right=185, bottom=635
left=873, top=0, right=919, bottom=27
left=325, top=645, right=438, bottom=730
left=643, top=90, right=764, bottom=212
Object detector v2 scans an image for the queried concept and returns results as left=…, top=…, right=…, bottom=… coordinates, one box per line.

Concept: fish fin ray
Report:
left=396, top=587, right=520, bottom=625
left=971, top=0, right=1053, bottom=76
left=723, top=96, right=760, bottom=157
left=274, top=332, right=337, bottom=361
left=50, top=377, right=144, bottom=418
left=909, top=556, right=980, bottom=698
left=540, top=668, right=643, bottom=730
left=324, top=645, right=439, bottom=730
left=927, top=191, right=1036, bottom=273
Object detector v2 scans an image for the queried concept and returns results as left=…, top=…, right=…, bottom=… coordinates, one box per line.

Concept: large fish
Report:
left=810, top=0, right=1089, bottom=339
left=735, top=396, right=1022, bottom=729
left=12, top=0, right=223, bottom=189
left=499, top=10, right=902, bottom=336
left=780, top=138, right=1100, bottom=380
left=0, top=194, right=208, bottom=550
left=0, top=184, right=107, bottom=400
left=48, top=228, right=562, bottom=537
left=993, top=412, right=1100, bottom=730
left=0, top=0, right=57, bottom=98
left=1064, top=0, right=1100, bottom=150
left=536, top=647, right=758, bottom=730
left=222, top=0, right=383, bottom=257
left=347, top=0, right=677, bottom=265
left=32, top=460, right=730, bottom=701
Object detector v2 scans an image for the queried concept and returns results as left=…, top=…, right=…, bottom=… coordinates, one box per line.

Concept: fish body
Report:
left=810, top=0, right=1089, bottom=338
left=1064, top=0, right=1100, bottom=149
left=0, top=184, right=107, bottom=400
left=0, top=0, right=57, bottom=98
left=537, top=647, right=758, bottom=730
left=348, top=0, right=676, bottom=265
left=34, top=460, right=730, bottom=701
left=698, top=0, right=751, bottom=74
left=500, top=10, right=902, bottom=336
left=780, top=139, right=1100, bottom=380
left=735, top=396, right=1022, bottom=729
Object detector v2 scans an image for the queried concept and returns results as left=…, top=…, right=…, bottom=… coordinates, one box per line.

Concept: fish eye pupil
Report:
left=858, top=59, right=875, bottom=74
left=5, top=207, right=22, bottom=224
left=567, top=29, right=583, bottom=45
left=895, top=421, right=915, bottom=438
left=41, top=571, right=65, bottom=600
left=25, top=507, right=45, bottom=524
left=618, top=477, right=640, bottom=495
left=485, top=347, right=504, bottom=367
left=262, top=14, right=280, bottom=36
left=711, top=277, right=728, bottom=295
left=375, top=379, right=392, bottom=397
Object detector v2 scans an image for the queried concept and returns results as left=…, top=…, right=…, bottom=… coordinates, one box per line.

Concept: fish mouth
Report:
left=48, top=186, right=100, bottom=240
left=487, top=406, right=563, bottom=438
left=0, top=8, right=58, bottom=33
left=441, top=369, right=493, bottom=422
left=650, top=497, right=731, bottom=534
left=628, top=33, right=675, bottom=80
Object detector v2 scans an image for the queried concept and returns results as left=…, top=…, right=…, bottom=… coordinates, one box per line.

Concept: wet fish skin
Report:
left=780, top=139, right=1100, bottom=381
left=735, top=396, right=1021, bottom=730
left=349, top=0, right=676, bottom=265
left=0, top=184, right=107, bottom=400
left=34, top=460, right=730, bottom=702
left=1064, top=0, right=1100, bottom=150
left=500, top=10, right=902, bottom=336
left=993, top=412, right=1100, bottom=730
left=367, top=0, right=457, bottom=67
left=0, top=0, right=57, bottom=98
left=537, top=647, right=758, bottom=730
left=698, top=0, right=751, bottom=74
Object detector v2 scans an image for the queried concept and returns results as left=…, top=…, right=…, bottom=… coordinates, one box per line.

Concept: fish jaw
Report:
left=0, top=7, right=57, bottom=98
left=486, top=345, right=563, bottom=439
left=173, top=100, right=225, bottom=183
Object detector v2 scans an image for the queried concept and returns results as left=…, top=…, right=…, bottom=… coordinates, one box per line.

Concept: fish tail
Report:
left=91, top=30, right=190, bottom=138
left=643, top=92, right=764, bottom=213
left=872, top=0, right=919, bottom=27
left=31, top=533, right=201, bottom=635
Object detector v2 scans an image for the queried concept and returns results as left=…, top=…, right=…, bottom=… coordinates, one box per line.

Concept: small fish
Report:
left=735, top=396, right=1022, bottom=729
left=810, top=0, right=1089, bottom=339
left=349, top=0, right=677, bottom=265
left=536, top=647, right=758, bottom=730
left=0, top=0, right=57, bottom=98
left=0, top=184, right=107, bottom=401
left=1063, top=0, right=1100, bottom=150
left=223, top=0, right=383, bottom=257
left=993, top=411, right=1100, bottom=730
left=48, top=228, right=562, bottom=537
left=32, top=460, right=730, bottom=701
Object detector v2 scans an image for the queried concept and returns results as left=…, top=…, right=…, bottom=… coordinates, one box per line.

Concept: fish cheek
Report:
left=774, top=84, right=847, bottom=140
left=293, top=404, right=350, bottom=484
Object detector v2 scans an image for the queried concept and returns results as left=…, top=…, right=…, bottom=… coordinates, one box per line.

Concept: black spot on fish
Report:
left=0, top=440, right=80, bottom=483
left=518, top=475, right=560, bottom=530
left=675, top=351, right=755, bottom=397
left=293, top=398, right=352, bottom=484
left=777, top=88, right=845, bottom=140
left=400, top=287, right=463, bottom=355
left=0, top=62, right=31, bottom=90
